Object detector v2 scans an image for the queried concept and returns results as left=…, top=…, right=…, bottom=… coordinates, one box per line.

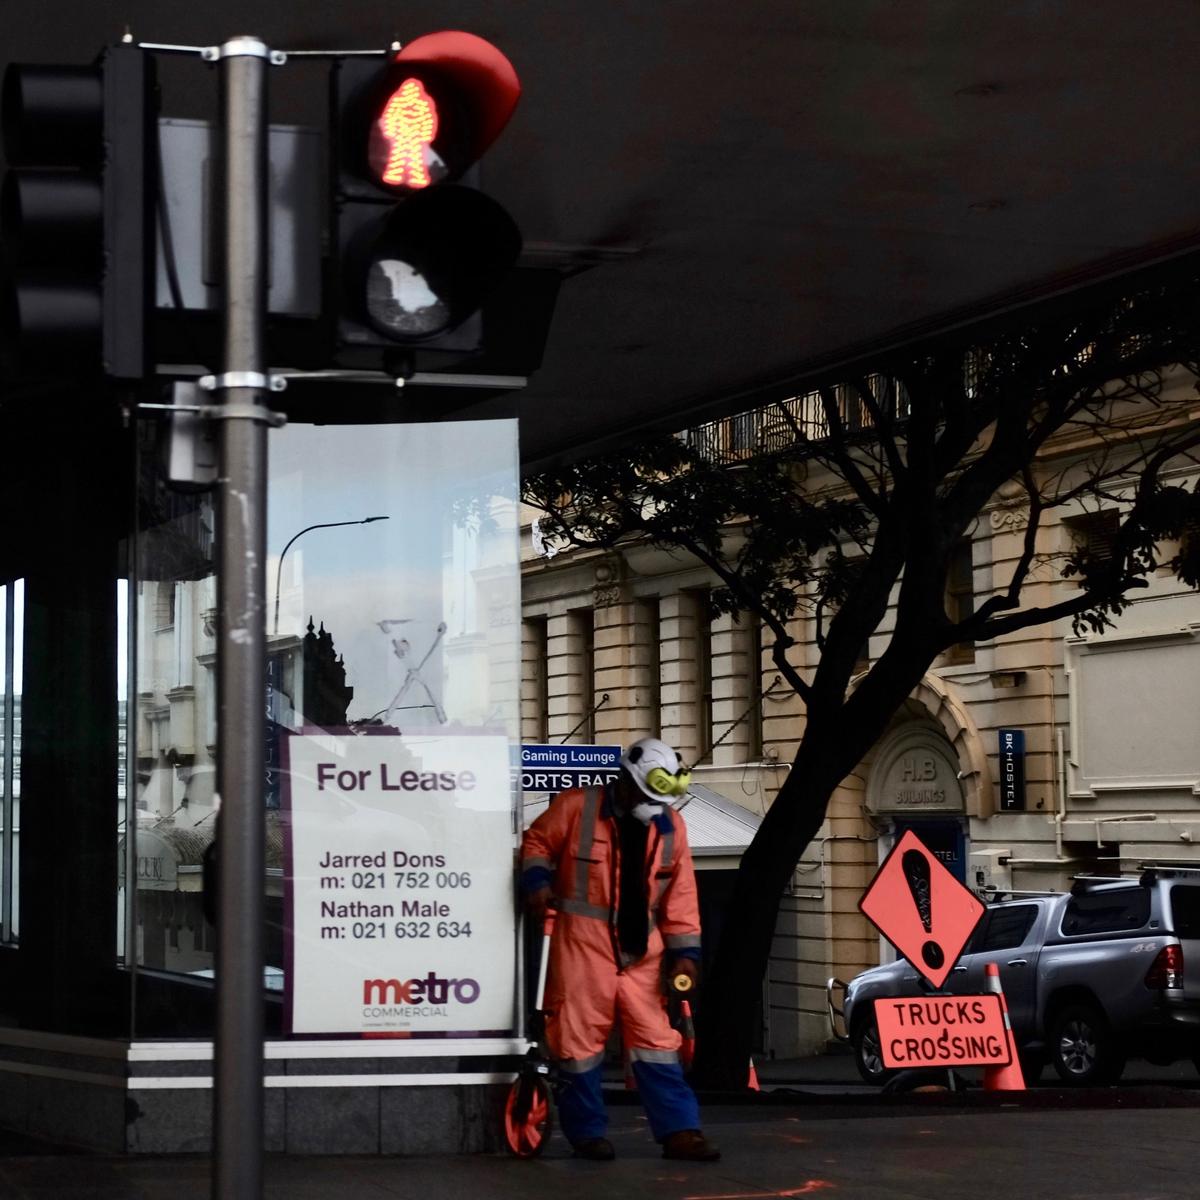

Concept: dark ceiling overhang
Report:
left=5, top=2, right=1199, bottom=471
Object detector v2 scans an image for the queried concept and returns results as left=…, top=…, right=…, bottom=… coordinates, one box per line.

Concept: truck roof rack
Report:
left=977, top=887, right=1062, bottom=902
left=1139, top=864, right=1200, bottom=883
left=1069, top=874, right=1143, bottom=894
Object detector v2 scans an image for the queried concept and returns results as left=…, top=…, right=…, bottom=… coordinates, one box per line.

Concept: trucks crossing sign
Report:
left=874, top=994, right=1011, bottom=1069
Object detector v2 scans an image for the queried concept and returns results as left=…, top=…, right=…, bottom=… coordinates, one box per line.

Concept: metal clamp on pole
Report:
left=200, top=37, right=288, bottom=66
left=199, top=371, right=288, bottom=393
left=136, top=33, right=396, bottom=61
left=203, top=403, right=287, bottom=427
left=135, top=39, right=286, bottom=65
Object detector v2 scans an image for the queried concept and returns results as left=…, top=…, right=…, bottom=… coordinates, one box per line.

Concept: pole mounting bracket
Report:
left=199, top=370, right=287, bottom=393
left=200, top=38, right=288, bottom=66
left=138, top=400, right=287, bottom=428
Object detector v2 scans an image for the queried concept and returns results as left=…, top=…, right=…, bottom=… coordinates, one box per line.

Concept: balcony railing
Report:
left=684, top=374, right=911, bottom=464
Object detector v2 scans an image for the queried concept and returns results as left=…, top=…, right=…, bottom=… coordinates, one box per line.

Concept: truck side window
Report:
left=1061, top=888, right=1150, bottom=936
left=1170, top=885, right=1200, bottom=937
left=978, top=904, right=1037, bottom=952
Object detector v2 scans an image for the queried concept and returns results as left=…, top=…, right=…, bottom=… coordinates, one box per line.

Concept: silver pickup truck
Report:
left=829, top=868, right=1200, bottom=1085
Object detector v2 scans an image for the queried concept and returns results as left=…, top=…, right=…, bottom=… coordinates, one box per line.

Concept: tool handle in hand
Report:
left=532, top=908, right=557, bottom=1013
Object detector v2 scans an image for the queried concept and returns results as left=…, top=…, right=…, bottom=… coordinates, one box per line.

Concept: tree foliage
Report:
left=527, top=275, right=1200, bottom=693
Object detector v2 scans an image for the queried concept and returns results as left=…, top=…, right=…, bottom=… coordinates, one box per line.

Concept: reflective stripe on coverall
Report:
left=521, top=785, right=703, bottom=1141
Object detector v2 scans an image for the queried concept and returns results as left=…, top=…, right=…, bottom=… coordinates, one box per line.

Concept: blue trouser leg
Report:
left=555, top=1063, right=608, bottom=1144
left=631, top=1060, right=701, bottom=1141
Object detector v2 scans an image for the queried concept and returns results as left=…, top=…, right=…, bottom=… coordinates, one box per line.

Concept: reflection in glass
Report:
left=131, top=417, right=521, bottom=1034
left=267, top=421, right=521, bottom=740
left=129, top=473, right=220, bottom=983
left=1, top=579, right=23, bottom=945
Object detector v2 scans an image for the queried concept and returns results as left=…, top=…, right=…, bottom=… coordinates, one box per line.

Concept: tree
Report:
left=523, top=269, right=1200, bottom=1087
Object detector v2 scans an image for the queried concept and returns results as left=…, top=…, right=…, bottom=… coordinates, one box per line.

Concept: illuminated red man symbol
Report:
left=378, top=78, right=438, bottom=188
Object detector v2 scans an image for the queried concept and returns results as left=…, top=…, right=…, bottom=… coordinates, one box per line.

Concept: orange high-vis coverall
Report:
left=521, top=785, right=702, bottom=1074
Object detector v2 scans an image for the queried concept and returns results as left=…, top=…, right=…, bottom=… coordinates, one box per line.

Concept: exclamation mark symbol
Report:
left=902, top=849, right=944, bottom=970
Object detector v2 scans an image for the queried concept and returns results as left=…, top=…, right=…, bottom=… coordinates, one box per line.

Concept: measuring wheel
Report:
left=504, top=1068, right=553, bottom=1157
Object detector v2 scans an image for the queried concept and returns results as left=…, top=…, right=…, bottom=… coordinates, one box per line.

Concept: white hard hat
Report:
left=621, top=737, right=692, bottom=801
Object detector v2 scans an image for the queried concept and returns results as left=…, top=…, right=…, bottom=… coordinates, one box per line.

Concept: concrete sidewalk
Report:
left=5, top=1050, right=1200, bottom=1197
left=2, top=1100, right=1199, bottom=1199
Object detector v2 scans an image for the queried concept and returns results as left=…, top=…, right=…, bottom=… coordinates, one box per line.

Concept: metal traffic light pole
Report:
left=120, top=30, right=529, bottom=1194
left=212, top=35, right=271, bottom=1200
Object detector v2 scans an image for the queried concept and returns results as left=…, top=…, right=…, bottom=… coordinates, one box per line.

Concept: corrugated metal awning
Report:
left=678, top=784, right=762, bottom=857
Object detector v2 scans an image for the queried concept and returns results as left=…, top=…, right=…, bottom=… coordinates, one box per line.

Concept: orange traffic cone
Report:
left=747, top=1057, right=760, bottom=1091
left=982, top=962, right=1025, bottom=1091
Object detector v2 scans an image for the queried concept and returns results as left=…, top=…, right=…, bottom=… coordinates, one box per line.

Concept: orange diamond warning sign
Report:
left=859, top=829, right=985, bottom=989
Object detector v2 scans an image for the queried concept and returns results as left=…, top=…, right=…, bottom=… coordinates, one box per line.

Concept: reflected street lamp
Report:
left=272, top=516, right=390, bottom=634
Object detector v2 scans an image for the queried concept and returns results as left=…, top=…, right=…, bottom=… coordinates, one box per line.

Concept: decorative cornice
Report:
left=592, top=555, right=626, bottom=608
left=989, top=503, right=1029, bottom=532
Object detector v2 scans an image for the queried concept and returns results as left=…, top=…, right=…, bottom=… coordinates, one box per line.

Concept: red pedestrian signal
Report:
left=331, top=31, right=523, bottom=367
left=373, top=78, right=439, bottom=189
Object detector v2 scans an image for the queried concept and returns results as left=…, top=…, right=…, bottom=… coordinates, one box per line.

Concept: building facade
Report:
left=519, top=371, right=1200, bottom=1059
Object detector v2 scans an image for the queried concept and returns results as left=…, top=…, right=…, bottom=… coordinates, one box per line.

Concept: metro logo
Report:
left=363, top=972, right=480, bottom=1005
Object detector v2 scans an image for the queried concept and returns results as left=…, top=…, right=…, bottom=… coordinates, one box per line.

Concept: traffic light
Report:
left=331, top=31, right=523, bottom=371
left=1, top=43, right=155, bottom=380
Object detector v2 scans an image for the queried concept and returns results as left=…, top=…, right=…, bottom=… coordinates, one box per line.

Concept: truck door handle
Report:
left=951, top=966, right=967, bottom=974
left=1007, top=959, right=1028, bottom=967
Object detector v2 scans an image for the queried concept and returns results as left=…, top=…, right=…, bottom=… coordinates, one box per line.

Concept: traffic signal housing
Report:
left=331, top=32, right=523, bottom=372
left=1, top=43, right=155, bottom=380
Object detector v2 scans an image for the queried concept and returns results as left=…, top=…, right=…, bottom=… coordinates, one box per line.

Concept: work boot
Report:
left=571, top=1137, right=616, bottom=1161
left=662, top=1129, right=721, bottom=1161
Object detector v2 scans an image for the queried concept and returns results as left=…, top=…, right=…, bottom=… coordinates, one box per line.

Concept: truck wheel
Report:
left=852, top=1016, right=889, bottom=1084
left=1049, top=1004, right=1125, bottom=1086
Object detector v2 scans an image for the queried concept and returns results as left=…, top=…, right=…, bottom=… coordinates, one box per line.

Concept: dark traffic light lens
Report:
left=2, top=170, right=102, bottom=268
left=2, top=64, right=102, bottom=168
left=365, top=257, right=451, bottom=338
left=0, top=273, right=100, bottom=372
left=349, top=184, right=521, bottom=344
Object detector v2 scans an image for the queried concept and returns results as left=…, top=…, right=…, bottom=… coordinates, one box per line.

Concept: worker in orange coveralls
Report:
left=521, top=737, right=720, bottom=1162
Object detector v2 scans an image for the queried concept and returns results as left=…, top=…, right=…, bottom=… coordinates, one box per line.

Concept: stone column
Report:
left=592, top=555, right=641, bottom=747
left=629, top=596, right=662, bottom=740
left=659, top=593, right=705, bottom=765
left=546, top=610, right=590, bottom=743
left=520, top=618, right=548, bottom=742
left=711, top=612, right=759, bottom=765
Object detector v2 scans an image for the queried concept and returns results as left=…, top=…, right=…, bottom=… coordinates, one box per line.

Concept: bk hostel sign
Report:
left=998, top=728, right=1026, bottom=812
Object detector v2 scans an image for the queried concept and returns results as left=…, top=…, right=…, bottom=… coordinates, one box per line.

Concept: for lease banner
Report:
left=283, top=731, right=516, bottom=1036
